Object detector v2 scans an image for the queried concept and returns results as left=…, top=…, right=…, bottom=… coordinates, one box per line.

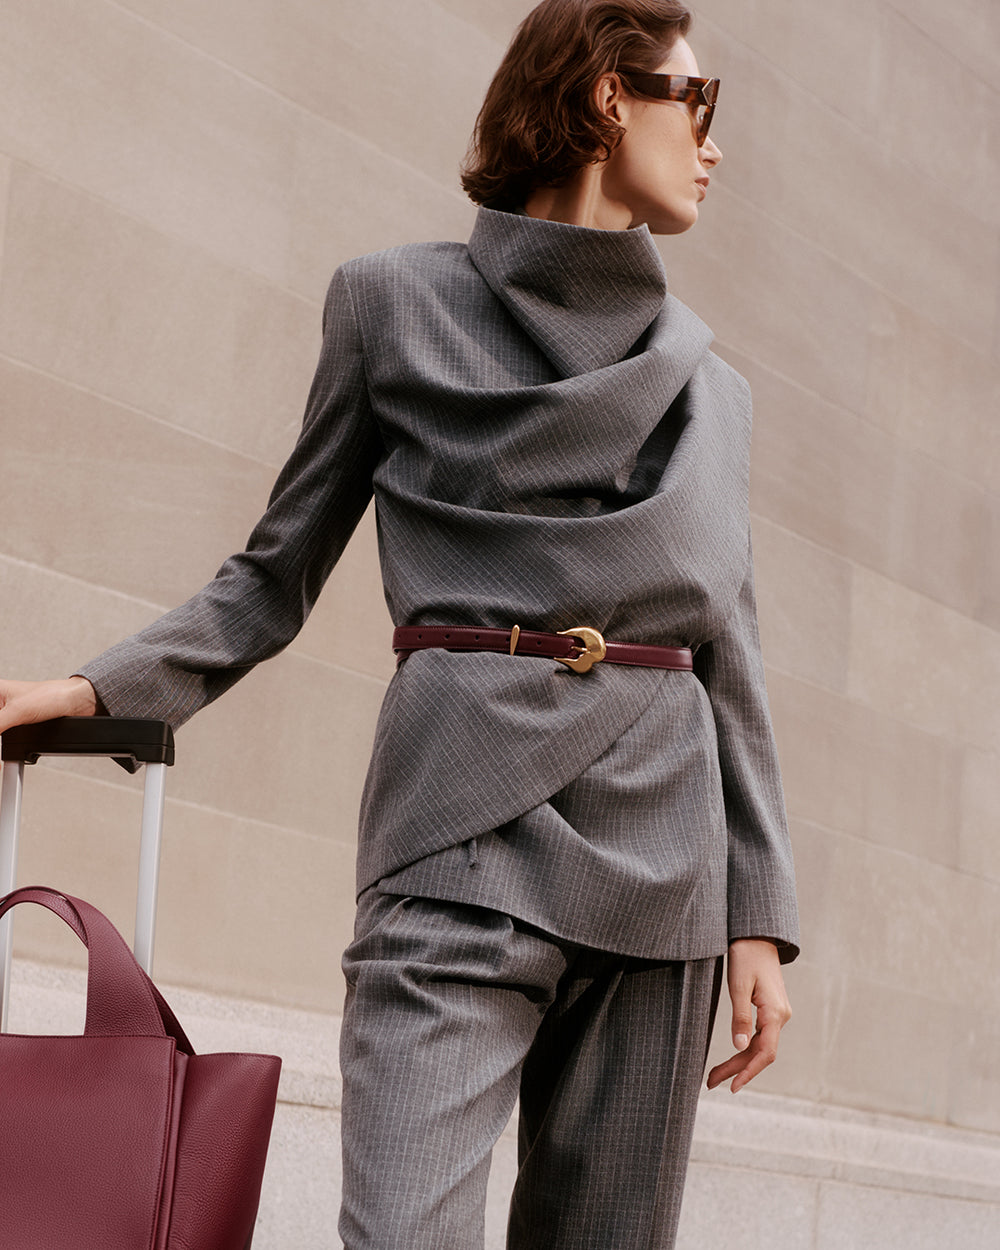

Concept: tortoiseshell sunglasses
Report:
left=617, top=73, right=720, bottom=147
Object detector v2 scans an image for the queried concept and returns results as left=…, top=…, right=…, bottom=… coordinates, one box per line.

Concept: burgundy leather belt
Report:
left=392, top=625, right=693, bottom=674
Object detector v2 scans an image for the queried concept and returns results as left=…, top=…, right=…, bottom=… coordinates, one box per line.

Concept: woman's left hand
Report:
left=706, top=938, right=792, bottom=1093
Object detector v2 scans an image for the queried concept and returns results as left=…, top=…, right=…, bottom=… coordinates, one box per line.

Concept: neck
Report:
left=523, top=165, right=633, bottom=231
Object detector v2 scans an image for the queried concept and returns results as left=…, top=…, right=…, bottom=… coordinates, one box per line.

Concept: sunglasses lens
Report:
left=697, top=81, right=718, bottom=145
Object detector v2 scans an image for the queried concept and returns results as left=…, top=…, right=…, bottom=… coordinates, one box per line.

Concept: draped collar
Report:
left=467, top=206, right=669, bottom=377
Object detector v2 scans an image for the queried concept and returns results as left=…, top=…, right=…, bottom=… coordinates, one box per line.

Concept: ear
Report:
left=593, top=72, right=627, bottom=125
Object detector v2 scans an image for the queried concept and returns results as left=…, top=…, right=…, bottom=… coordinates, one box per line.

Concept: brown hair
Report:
left=461, top=0, right=692, bottom=209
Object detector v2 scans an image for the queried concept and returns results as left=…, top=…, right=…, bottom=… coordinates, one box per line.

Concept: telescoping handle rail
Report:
left=0, top=718, right=175, bottom=1031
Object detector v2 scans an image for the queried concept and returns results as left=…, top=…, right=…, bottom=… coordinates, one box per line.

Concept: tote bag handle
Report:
left=0, top=886, right=193, bottom=1050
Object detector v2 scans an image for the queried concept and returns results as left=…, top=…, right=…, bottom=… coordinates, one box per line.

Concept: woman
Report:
left=0, top=1, right=797, bottom=1245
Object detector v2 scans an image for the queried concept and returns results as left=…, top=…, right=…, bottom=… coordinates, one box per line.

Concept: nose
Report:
left=700, top=135, right=722, bottom=167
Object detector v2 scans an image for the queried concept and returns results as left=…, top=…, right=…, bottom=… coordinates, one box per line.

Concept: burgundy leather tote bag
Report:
left=0, top=886, right=282, bottom=1250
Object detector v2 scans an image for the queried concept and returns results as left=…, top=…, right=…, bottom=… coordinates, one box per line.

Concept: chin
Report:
left=630, top=193, right=700, bottom=235
left=641, top=208, right=699, bottom=236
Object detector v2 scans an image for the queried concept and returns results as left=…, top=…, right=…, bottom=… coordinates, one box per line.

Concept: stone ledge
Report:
left=691, top=1089, right=1000, bottom=1205
left=8, top=959, right=999, bottom=1211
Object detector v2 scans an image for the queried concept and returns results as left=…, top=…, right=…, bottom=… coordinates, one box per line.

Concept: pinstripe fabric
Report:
left=340, top=888, right=723, bottom=1250
left=381, top=654, right=730, bottom=960
left=77, top=206, right=799, bottom=961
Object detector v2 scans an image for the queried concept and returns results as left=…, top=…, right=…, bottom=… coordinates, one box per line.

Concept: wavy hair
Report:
left=461, top=0, right=693, bottom=209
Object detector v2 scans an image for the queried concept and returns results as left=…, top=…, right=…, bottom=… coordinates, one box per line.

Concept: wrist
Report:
left=728, top=937, right=782, bottom=963
left=64, top=676, right=98, bottom=717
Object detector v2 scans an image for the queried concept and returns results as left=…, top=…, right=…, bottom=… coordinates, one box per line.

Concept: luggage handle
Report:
left=1, top=717, right=175, bottom=773
left=0, top=718, right=175, bottom=1031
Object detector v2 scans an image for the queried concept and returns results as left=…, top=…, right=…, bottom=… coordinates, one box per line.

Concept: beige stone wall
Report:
left=1, top=0, right=998, bottom=1229
left=681, top=0, right=1000, bottom=1141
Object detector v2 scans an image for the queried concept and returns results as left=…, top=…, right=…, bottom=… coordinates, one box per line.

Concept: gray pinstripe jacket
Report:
left=80, top=207, right=799, bottom=962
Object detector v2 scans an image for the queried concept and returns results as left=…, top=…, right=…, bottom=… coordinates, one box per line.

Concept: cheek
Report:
left=621, top=121, right=694, bottom=186
left=621, top=142, right=690, bottom=204
left=655, top=126, right=699, bottom=179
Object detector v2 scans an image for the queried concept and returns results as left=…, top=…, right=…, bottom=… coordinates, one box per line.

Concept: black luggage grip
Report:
left=1, top=718, right=175, bottom=773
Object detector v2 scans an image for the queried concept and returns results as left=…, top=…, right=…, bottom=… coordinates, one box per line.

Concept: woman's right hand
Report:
left=0, top=677, right=99, bottom=736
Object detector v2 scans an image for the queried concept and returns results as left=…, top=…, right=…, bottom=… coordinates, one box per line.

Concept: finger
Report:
left=729, top=1022, right=782, bottom=1093
left=729, top=974, right=754, bottom=1053
left=706, top=1052, right=746, bottom=1089
left=706, top=1042, right=763, bottom=1093
left=707, top=1038, right=760, bottom=1088
left=706, top=1013, right=787, bottom=1092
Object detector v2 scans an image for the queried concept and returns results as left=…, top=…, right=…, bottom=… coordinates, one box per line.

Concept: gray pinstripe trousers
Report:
left=339, top=889, right=723, bottom=1249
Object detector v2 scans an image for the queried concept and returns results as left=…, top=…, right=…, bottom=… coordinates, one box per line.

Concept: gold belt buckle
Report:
left=556, top=626, right=607, bottom=674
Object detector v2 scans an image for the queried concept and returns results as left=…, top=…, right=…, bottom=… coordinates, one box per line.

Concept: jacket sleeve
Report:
left=693, top=531, right=800, bottom=963
left=76, top=266, right=381, bottom=730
